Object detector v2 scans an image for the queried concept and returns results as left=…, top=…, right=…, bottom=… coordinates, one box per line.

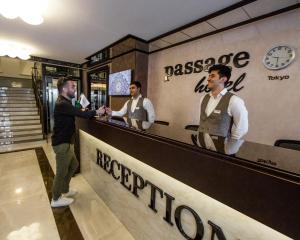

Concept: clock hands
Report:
left=273, top=56, right=279, bottom=65
left=272, top=56, right=290, bottom=58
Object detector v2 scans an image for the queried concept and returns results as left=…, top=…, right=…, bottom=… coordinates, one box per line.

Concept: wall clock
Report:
left=263, top=45, right=295, bottom=70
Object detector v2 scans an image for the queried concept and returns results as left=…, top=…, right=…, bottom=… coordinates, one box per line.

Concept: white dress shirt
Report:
left=199, top=88, right=248, bottom=139
left=124, top=118, right=152, bottom=130
left=112, top=94, right=156, bottom=123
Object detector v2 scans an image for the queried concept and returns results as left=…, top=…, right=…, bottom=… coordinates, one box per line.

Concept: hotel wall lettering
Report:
left=96, top=149, right=227, bottom=240
left=164, top=51, right=250, bottom=93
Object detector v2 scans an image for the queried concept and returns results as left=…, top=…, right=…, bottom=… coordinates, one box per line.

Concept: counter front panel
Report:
left=76, top=117, right=300, bottom=239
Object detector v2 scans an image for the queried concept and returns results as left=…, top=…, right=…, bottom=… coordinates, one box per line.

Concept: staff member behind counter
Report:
left=106, top=81, right=155, bottom=123
left=197, top=64, right=248, bottom=152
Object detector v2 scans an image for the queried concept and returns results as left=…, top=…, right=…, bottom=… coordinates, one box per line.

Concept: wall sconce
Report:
left=164, top=74, right=171, bottom=82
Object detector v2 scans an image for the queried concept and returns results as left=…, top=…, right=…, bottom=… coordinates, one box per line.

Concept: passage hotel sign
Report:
left=164, top=51, right=250, bottom=93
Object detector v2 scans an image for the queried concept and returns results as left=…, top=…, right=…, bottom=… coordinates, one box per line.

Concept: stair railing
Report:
left=31, top=64, right=47, bottom=141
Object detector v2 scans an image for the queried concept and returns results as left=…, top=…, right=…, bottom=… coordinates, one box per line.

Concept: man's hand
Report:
left=96, top=106, right=106, bottom=115
left=105, top=107, right=112, bottom=116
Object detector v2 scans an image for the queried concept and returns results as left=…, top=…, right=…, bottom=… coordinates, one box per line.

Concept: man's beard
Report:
left=67, top=92, right=75, bottom=99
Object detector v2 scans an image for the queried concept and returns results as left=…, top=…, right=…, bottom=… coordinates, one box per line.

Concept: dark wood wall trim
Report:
left=87, top=60, right=111, bottom=72
left=85, top=34, right=148, bottom=60
left=148, top=0, right=258, bottom=42
left=31, top=56, right=80, bottom=68
left=86, top=48, right=148, bottom=72
left=150, top=3, right=300, bottom=54
left=76, top=118, right=300, bottom=240
left=111, top=48, right=148, bottom=59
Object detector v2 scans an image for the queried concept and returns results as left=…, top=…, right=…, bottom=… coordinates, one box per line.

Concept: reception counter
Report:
left=75, top=117, right=300, bottom=240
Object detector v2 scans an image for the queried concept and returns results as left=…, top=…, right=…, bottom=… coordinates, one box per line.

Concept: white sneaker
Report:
left=62, top=189, right=78, bottom=198
left=51, top=197, right=74, bottom=208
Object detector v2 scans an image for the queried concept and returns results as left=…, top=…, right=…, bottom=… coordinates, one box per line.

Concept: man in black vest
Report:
left=51, top=76, right=105, bottom=207
left=106, top=81, right=155, bottom=122
left=198, top=64, right=248, bottom=151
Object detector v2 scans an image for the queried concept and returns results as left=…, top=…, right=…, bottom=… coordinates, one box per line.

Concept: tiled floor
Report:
left=35, top=147, right=84, bottom=240
left=0, top=140, right=46, bottom=153
left=0, top=139, right=135, bottom=240
left=0, top=150, right=60, bottom=240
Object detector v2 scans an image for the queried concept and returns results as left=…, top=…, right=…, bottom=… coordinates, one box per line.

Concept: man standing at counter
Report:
left=198, top=64, right=248, bottom=147
left=106, top=81, right=155, bottom=123
left=51, top=76, right=105, bottom=208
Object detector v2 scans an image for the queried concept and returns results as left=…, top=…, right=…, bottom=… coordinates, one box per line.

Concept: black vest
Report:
left=199, top=92, right=234, bottom=137
left=127, top=97, right=148, bottom=121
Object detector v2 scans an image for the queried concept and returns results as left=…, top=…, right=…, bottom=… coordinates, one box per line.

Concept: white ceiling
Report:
left=149, top=0, right=300, bottom=52
left=243, top=0, right=300, bottom=18
left=0, top=0, right=241, bottom=63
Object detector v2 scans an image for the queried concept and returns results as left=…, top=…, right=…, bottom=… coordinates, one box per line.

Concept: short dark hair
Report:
left=130, top=81, right=142, bottom=89
left=208, top=64, right=232, bottom=81
left=57, top=76, right=73, bottom=93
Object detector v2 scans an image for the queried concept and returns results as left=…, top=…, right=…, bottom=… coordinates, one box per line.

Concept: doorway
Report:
left=88, top=67, right=109, bottom=109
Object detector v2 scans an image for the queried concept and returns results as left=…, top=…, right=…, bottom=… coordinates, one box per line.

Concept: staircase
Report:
left=0, top=87, right=44, bottom=147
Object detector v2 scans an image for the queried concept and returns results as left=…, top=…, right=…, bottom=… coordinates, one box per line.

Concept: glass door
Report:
left=88, top=67, right=109, bottom=110
left=90, top=82, right=107, bottom=109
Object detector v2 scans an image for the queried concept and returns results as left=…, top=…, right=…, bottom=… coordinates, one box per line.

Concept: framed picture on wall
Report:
left=108, top=69, right=131, bottom=96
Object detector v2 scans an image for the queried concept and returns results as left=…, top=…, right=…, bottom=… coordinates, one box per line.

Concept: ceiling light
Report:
left=0, top=0, right=48, bottom=25
left=0, top=40, right=31, bottom=60
left=0, top=0, right=19, bottom=19
left=0, top=45, right=6, bottom=56
left=21, top=13, right=44, bottom=25
left=18, top=49, right=31, bottom=60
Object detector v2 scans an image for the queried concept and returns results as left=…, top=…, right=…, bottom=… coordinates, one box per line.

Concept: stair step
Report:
left=0, top=87, right=33, bottom=91
left=0, top=129, right=42, bottom=138
left=0, top=112, right=38, bottom=116
left=0, top=103, right=36, bottom=108
left=0, top=124, right=42, bottom=132
left=0, top=94, right=35, bottom=98
left=0, top=97, right=35, bottom=101
left=0, top=139, right=46, bottom=152
left=0, top=115, right=40, bottom=121
left=0, top=120, right=40, bottom=126
left=0, top=107, right=38, bottom=112
left=0, top=90, right=33, bottom=94
left=0, top=134, right=44, bottom=145
left=0, top=100, right=36, bottom=104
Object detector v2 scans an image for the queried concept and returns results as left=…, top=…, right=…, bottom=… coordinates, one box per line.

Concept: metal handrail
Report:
left=31, top=66, right=47, bottom=141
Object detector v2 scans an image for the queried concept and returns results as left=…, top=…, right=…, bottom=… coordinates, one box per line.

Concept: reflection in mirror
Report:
left=192, top=131, right=244, bottom=156
left=107, top=116, right=153, bottom=131
left=124, top=117, right=152, bottom=131
left=185, top=127, right=300, bottom=177
left=95, top=117, right=300, bottom=177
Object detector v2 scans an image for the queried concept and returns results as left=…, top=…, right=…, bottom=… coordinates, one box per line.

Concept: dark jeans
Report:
left=52, top=143, right=79, bottom=200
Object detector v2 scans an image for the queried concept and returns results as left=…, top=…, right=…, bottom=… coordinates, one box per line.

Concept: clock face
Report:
left=263, top=45, right=295, bottom=70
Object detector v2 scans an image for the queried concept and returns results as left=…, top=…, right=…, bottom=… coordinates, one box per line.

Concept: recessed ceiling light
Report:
left=0, top=0, right=48, bottom=25
left=0, top=40, right=32, bottom=60
left=21, top=13, right=44, bottom=25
